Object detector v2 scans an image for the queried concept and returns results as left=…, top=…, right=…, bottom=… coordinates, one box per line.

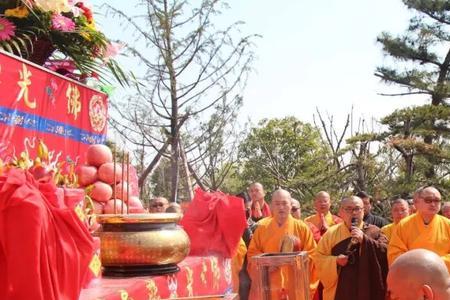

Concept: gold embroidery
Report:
left=17, top=64, right=35, bottom=109
left=209, top=257, right=221, bottom=290
left=119, top=290, right=128, bottom=300
left=74, top=204, right=86, bottom=222
left=88, top=254, right=102, bottom=277
left=145, top=279, right=161, bottom=300
left=66, top=84, right=81, bottom=120
left=185, top=266, right=194, bottom=297
left=200, top=259, right=208, bottom=285
left=89, top=95, right=107, bottom=132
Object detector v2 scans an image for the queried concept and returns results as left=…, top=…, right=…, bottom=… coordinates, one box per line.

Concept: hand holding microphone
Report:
left=339, top=218, right=363, bottom=269
left=350, top=217, right=364, bottom=244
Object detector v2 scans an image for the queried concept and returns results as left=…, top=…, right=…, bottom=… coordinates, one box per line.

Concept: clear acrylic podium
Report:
left=251, top=251, right=309, bottom=300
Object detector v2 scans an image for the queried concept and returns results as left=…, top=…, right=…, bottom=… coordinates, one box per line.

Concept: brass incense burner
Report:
left=97, top=213, right=190, bottom=276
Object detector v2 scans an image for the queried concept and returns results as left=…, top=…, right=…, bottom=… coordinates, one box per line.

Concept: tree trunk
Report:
left=161, top=0, right=180, bottom=203
left=405, top=154, right=414, bottom=182
left=179, top=141, right=193, bottom=201
left=138, top=138, right=170, bottom=188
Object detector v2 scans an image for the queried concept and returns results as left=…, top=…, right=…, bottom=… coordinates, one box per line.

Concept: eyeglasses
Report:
left=342, top=206, right=363, bottom=213
left=151, top=203, right=166, bottom=208
left=422, top=197, right=441, bottom=204
left=291, top=207, right=300, bottom=212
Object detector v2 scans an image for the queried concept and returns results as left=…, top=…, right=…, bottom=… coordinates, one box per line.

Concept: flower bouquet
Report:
left=0, top=0, right=127, bottom=85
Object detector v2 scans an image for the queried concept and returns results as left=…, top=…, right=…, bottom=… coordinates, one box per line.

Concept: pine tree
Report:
left=376, top=0, right=450, bottom=178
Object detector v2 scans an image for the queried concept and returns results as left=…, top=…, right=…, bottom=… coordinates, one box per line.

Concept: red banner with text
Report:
left=0, top=52, right=108, bottom=165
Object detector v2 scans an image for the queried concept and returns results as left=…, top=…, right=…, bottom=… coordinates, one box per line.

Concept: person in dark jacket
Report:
left=356, top=191, right=389, bottom=228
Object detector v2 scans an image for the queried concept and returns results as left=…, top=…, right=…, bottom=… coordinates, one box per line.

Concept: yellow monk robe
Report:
left=231, top=238, right=247, bottom=293
left=381, top=223, right=395, bottom=241
left=313, top=222, right=356, bottom=300
left=388, top=213, right=450, bottom=272
left=247, top=215, right=317, bottom=300
left=312, top=222, right=388, bottom=300
left=305, top=211, right=342, bottom=230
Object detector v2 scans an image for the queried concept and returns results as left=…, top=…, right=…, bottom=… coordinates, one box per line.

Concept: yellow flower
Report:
left=5, top=6, right=30, bottom=18
left=88, top=19, right=96, bottom=30
left=80, top=23, right=98, bottom=41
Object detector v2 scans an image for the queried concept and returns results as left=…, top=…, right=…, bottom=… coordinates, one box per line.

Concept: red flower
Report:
left=0, top=18, right=16, bottom=41
left=76, top=2, right=94, bottom=23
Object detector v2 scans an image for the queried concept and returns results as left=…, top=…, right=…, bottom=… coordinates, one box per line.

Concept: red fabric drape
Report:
left=0, top=168, right=94, bottom=300
left=180, top=188, right=247, bottom=258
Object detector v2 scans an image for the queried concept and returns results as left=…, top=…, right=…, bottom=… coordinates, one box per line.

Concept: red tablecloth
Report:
left=79, top=256, right=232, bottom=300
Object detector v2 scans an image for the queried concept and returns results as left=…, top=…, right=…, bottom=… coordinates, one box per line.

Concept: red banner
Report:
left=0, top=51, right=108, bottom=165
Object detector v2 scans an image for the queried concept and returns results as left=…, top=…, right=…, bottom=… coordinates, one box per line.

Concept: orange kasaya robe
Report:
left=313, top=222, right=388, bottom=300
left=231, top=238, right=247, bottom=293
left=388, top=212, right=450, bottom=272
left=247, top=215, right=317, bottom=300
left=305, top=211, right=342, bottom=236
left=380, top=223, right=395, bottom=241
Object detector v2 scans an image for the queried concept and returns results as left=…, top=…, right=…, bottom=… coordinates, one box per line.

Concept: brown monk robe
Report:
left=313, top=196, right=389, bottom=300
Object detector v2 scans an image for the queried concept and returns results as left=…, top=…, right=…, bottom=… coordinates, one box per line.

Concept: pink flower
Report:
left=103, top=42, right=124, bottom=61
left=0, top=18, right=16, bottom=41
left=51, top=14, right=76, bottom=32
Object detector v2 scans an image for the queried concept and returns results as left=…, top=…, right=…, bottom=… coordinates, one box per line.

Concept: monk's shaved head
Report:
left=442, top=201, right=450, bottom=219
left=414, top=186, right=442, bottom=223
left=291, top=198, right=301, bottom=219
left=314, top=191, right=331, bottom=214
left=249, top=182, right=264, bottom=190
left=271, top=189, right=292, bottom=225
left=340, top=196, right=363, bottom=207
left=248, top=182, right=265, bottom=204
left=339, top=196, right=364, bottom=227
left=315, top=191, right=330, bottom=199
left=391, top=198, right=408, bottom=206
left=272, top=189, right=291, bottom=201
left=391, top=199, right=410, bottom=224
left=387, top=249, right=450, bottom=300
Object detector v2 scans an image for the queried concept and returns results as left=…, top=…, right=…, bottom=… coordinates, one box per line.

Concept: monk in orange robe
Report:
left=313, top=196, right=388, bottom=300
left=248, top=182, right=271, bottom=221
left=247, top=189, right=317, bottom=300
left=381, top=198, right=410, bottom=241
left=305, top=191, right=342, bottom=299
left=305, top=191, right=342, bottom=237
left=388, top=186, right=450, bottom=273
left=291, top=198, right=321, bottom=242
left=231, top=238, right=247, bottom=293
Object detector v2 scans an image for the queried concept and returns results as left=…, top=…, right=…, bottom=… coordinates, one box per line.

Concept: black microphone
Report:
left=350, top=217, right=359, bottom=244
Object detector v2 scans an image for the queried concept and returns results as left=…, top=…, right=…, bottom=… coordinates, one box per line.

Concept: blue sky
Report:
left=92, top=0, right=427, bottom=129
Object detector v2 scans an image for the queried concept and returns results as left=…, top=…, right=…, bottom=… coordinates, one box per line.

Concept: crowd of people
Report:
left=230, top=183, right=450, bottom=300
